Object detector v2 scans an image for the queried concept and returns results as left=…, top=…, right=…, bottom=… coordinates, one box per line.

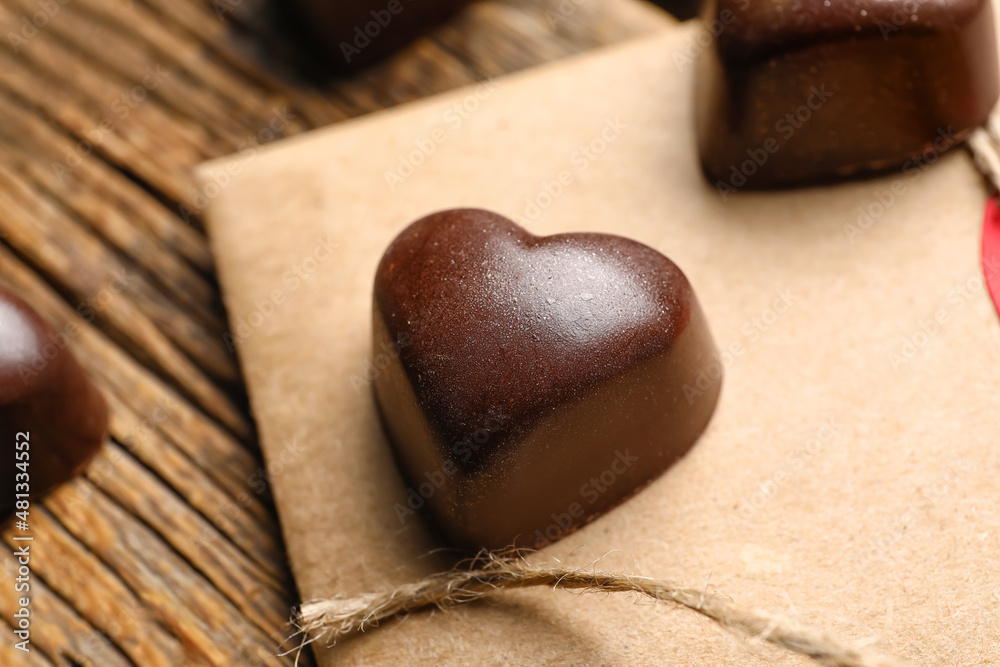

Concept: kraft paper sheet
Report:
left=199, top=18, right=1000, bottom=666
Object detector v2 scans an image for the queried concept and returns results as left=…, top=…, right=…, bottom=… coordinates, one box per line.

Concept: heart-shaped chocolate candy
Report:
left=1, top=286, right=108, bottom=520
left=373, top=209, right=721, bottom=551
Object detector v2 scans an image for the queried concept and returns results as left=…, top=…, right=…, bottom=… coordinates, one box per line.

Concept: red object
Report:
left=983, top=195, right=1000, bottom=318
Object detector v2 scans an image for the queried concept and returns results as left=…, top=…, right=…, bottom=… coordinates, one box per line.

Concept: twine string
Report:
left=292, top=553, right=914, bottom=667
left=967, top=113, right=1000, bottom=192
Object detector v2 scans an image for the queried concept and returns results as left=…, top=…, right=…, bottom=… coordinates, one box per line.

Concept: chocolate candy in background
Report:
left=696, top=0, right=1000, bottom=189
left=649, top=0, right=704, bottom=21
left=288, top=0, right=471, bottom=70
left=373, top=209, right=721, bottom=552
left=1, top=287, right=108, bottom=518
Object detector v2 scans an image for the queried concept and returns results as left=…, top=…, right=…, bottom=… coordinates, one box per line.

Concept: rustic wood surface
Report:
left=0, top=0, right=671, bottom=664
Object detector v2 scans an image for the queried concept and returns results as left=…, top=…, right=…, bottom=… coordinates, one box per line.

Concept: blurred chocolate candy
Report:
left=290, top=0, right=471, bottom=69
left=1, top=287, right=107, bottom=518
left=649, top=0, right=703, bottom=20
left=696, top=0, right=1000, bottom=190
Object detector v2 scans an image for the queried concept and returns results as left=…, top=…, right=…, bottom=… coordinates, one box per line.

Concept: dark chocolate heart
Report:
left=373, top=209, right=721, bottom=551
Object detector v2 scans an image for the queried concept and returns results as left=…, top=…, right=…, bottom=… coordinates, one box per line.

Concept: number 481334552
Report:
left=14, top=432, right=30, bottom=523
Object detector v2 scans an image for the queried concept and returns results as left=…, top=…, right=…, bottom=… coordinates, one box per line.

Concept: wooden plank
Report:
left=0, top=545, right=134, bottom=666
left=44, top=481, right=291, bottom=666
left=0, top=93, right=213, bottom=273
left=86, top=441, right=292, bottom=637
left=0, top=126, right=221, bottom=328
left=0, top=630, right=56, bottom=667
left=3, top=508, right=186, bottom=666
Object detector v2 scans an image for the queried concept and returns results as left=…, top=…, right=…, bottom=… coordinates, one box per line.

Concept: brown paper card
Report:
left=199, top=19, right=1000, bottom=666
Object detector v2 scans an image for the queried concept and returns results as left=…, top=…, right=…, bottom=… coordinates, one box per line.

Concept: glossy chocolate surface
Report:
left=290, top=0, right=470, bottom=69
left=373, top=209, right=721, bottom=551
left=697, top=0, right=1000, bottom=189
left=1, top=288, right=107, bottom=518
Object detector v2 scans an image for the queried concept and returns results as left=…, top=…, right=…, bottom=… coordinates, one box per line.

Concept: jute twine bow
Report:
left=291, top=552, right=914, bottom=667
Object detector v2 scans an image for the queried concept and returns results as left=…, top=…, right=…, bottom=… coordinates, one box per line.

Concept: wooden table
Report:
left=0, top=0, right=669, bottom=664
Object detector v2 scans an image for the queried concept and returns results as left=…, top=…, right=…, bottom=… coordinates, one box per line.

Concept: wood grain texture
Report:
left=0, top=0, right=668, bottom=663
